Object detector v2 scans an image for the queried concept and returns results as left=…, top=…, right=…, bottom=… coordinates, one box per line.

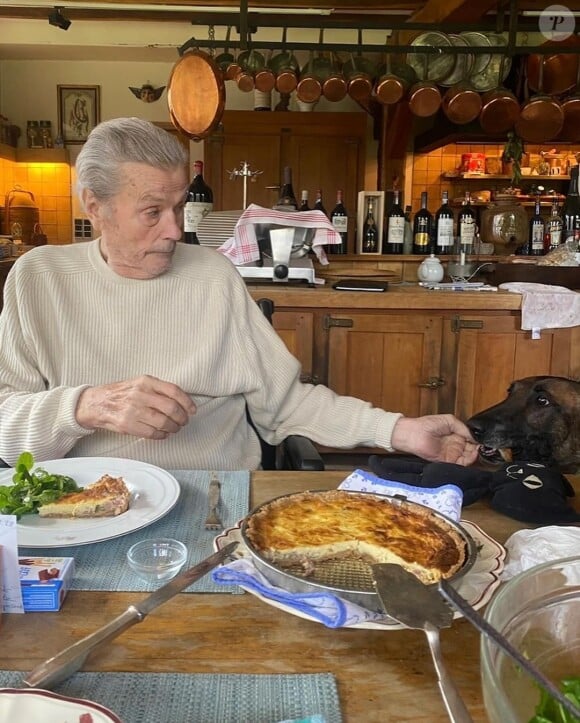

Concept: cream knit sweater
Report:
left=0, top=241, right=401, bottom=469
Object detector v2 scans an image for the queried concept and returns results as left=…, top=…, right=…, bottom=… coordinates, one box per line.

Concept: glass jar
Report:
left=480, top=194, right=529, bottom=255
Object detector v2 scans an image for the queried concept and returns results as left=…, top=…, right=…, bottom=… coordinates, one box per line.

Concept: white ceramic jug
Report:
left=417, top=254, right=444, bottom=283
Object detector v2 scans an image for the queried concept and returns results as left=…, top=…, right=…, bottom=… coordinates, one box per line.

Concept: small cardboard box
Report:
left=19, top=556, right=75, bottom=612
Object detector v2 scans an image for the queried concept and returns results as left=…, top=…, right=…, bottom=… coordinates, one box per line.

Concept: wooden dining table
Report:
left=2, top=470, right=579, bottom=723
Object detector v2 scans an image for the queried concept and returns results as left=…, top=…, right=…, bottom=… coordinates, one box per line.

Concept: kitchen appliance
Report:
left=236, top=256, right=316, bottom=284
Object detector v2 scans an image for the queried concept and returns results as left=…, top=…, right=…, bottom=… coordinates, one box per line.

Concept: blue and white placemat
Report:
left=19, top=470, right=249, bottom=594
left=0, top=671, right=342, bottom=723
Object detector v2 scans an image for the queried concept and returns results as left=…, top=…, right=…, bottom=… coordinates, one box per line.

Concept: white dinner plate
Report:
left=0, top=688, right=122, bottom=722
left=0, top=457, right=180, bottom=548
left=214, top=519, right=506, bottom=630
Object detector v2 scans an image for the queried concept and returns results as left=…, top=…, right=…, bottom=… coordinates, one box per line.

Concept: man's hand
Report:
left=76, top=375, right=196, bottom=439
left=391, top=414, right=479, bottom=466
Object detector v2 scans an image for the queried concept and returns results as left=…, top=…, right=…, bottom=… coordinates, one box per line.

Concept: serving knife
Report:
left=23, top=541, right=238, bottom=690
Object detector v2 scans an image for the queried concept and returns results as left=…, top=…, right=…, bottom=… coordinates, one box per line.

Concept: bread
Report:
left=38, top=474, right=131, bottom=518
left=245, top=490, right=467, bottom=584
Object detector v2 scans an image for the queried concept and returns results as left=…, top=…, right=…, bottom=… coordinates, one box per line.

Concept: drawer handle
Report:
left=418, top=377, right=446, bottom=389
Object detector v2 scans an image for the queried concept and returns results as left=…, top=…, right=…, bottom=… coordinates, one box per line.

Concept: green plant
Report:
left=502, top=131, right=525, bottom=187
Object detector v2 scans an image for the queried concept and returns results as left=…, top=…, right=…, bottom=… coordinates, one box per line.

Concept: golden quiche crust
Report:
left=245, top=490, right=467, bottom=584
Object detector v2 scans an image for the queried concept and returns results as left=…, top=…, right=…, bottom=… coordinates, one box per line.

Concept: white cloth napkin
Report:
left=211, top=470, right=464, bottom=628
left=500, top=282, right=580, bottom=335
left=502, top=526, right=580, bottom=581
left=216, top=204, right=342, bottom=265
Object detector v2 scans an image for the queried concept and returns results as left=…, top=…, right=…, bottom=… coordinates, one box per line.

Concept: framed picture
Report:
left=57, top=85, right=100, bottom=144
left=356, top=191, right=385, bottom=254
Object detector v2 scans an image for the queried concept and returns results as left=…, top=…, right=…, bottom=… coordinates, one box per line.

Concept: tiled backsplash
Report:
left=410, top=142, right=576, bottom=214
left=1, top=155, right=72, bottom=245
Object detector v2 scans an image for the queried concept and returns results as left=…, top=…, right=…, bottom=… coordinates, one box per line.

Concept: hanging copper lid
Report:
left=167, top=49, right=225, bottom=141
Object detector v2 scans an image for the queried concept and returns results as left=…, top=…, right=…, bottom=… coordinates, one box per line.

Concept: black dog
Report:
left=467, top=376, right=580, bottom=472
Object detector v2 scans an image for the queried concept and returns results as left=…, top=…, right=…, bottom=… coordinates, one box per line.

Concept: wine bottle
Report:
left=329, top=189, right=348, bottom=254
left=383, top=190, right=405, bottom=255
left=434, top=190, right=454, bottom=255
left=457, top=191, right=476, bottom=254
left=183, top=160, right=213, bottom=245
left=273, top=166, right=298, bottom=210
left=314, top=189, right=328, bottom=217
left=412, top=192, right=432, bottom=255
left=362, top=197, right=378, bottom=253
left=561, top=164, right=580, bottom=245
left=546, top=198, right=563, bottom=252
left=403, top=204, right=413, bottom=254
left=528, top=196, right=545, bottom=256
left=299, top=190, right=310, bottom=211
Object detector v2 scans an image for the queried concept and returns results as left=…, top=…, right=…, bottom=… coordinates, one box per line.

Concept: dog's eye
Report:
left=537, top=395, right=550, bottom=406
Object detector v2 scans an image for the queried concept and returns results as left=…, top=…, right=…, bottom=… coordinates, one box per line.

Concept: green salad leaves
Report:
left=0, top=451, right=82, bottom=518
left=529, top=676, right=580, bottom=723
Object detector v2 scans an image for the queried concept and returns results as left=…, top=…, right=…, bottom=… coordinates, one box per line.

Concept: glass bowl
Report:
left=481, top=555, right=580, bottom=723
left=126, top=538, right=188, bottom=582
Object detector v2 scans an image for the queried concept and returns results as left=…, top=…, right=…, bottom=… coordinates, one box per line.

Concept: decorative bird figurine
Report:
left=129, top=84, right=166, bottom=103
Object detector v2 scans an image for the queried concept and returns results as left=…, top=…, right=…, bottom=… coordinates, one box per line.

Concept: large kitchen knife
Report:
left=23, top=541, right=238, bottom=690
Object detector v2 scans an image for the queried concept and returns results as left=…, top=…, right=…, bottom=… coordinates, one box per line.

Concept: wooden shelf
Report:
left=442, top=173, right=570, bottom=181
left=16, top=148, right=69, bottom=163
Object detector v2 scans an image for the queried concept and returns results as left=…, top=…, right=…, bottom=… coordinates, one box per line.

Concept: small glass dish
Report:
left=126, top=538, right=188, bottom=583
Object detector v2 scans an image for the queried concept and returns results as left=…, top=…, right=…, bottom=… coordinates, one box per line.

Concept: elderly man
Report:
left=0, top=117, right=478, bottom=470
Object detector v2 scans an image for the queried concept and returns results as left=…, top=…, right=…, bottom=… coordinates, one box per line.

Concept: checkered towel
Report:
left=216, top=204, right=342, bottom=265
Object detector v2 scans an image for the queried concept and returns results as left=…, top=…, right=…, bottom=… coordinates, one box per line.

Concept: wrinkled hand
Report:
left=390, top=414, right=479, bottom=466
left=76, top=375, right=196, bottom=439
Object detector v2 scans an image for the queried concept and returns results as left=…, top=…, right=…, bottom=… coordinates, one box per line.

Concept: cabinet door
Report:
left=453, top=315, right=574, bottom=420
left=272, top=310, right=315, bottom=382
left=326, top=313, right=444, bottom=417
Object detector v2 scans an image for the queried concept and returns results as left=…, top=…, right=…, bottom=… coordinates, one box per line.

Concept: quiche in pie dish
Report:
left=244, top=490, right=468, bottom=584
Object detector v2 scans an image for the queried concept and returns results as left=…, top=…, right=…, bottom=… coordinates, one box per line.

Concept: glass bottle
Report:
left=561, top=164, right=580, bottom=246
left=314, top=189, right=328, bottom=218
left=299, top=190, right=310, bottom=211
left=329, top=189, right=348, bottom=254
left=413, top=192, right=432, bottom=255
left=527, top=195, right=545, bottom=256
left=383, top=189, right=405, bottom=254
left=184, top=160, right=213, bottom=245
left=457, top=191, right=476, bottom=254
left=434, top=190, right=454, bottom=255
left=546, top=197, right=563, bottom=252
left=273, top=166, right=298, bottom=210
left=402, top=204, right=413, bottom=254
left=362, top=197, right=379, bottom=253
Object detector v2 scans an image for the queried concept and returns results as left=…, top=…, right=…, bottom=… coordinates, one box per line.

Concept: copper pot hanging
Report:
left=515, top=57, right=564, bottom=143
left=479, top=56, right=520, bottom=135
left=343, top=31, right=377, bottom=103
left=322, top=51, right=347, bottom=102
left=526, top=35, right=580, bottom=95
left=296, top=50, right=323, bottom=103
left=442, top=82, right=482, bottom=125
left=557, top=60, right=580, bottom=142
left=167, top=48, right=225, bottom=141
left=254, top=51, right=276, bottom=93
left=408, top=54, right=441, bottom=117
left=270, top=29, right=299, bottom=95
left=215, top=26, right=237, bottom=80
left=374, top=42, right=416, bottom=106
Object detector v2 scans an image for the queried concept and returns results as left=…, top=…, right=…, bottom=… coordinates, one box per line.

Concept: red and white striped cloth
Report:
left=216, top=204, right=342, bottom=265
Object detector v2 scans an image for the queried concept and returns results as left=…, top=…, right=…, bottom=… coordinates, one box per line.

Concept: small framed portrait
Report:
left=57, top=85, right=100, bottom=144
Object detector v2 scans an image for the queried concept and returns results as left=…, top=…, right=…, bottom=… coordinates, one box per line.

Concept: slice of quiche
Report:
left=244, top=490, right=468, bottom=585
left=38, top=474, right=131, bottom=518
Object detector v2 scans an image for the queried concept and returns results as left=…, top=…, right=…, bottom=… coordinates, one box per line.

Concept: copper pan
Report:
left=515, top=58, right=564, bottom=143
left=270, top=30, right=299, bottom=95
left=442, top=82, right=482, bottom=124
left=321, top=51, right=347, bottom=102
left=374, top=46, right=416, bottom=106
left=558, top=60, right=580, bottom=142
left=479, top=56, right=520, bottom=134
left=527, top=35, right=580, bottom=95
left=408, top=56, right=441, bottom=118
left=254, top=52, right=276, bottom=93
left=296, top=51, right=322, bottom=103
left=167, top=49, right=225, bottom=141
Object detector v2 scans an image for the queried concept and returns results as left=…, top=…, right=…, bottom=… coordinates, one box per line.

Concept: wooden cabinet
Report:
left=449, top=314, right=576, bottom=420
left=326, top=312, right=444, bottom=417
left=205, top=111, right=367, bottom=253
left=249, top=286, right=579, bottom=454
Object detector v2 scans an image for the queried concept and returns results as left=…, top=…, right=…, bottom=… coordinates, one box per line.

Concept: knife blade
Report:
left=23, top=541, right=238, bottom=690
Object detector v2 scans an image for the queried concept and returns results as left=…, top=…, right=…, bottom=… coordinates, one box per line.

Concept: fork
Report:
left=204, top=473, right=223, bottom=530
